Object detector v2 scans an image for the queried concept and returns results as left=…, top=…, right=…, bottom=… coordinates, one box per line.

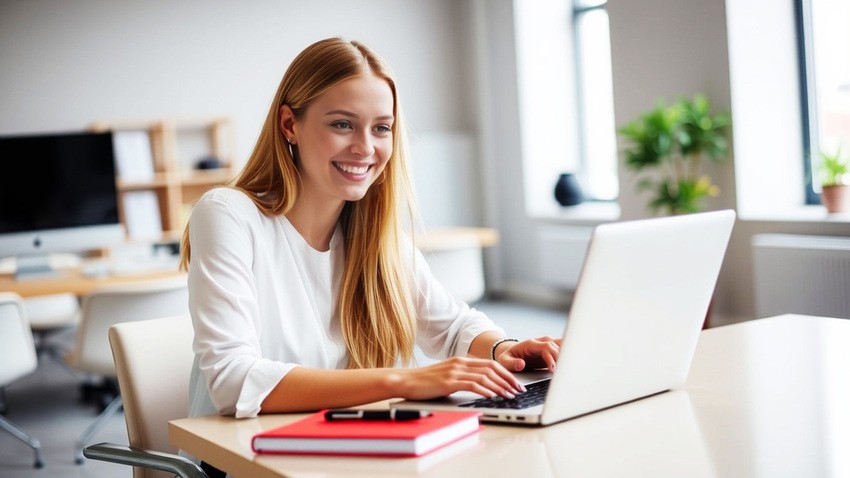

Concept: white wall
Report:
left=0, top=0, right=481, bottom=135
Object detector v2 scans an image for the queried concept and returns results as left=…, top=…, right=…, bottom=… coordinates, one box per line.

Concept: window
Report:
left=514, top=0, right=618, bottom=215
left=798, top=0, right=850, bottom=203
left=573, top=0, right=617, bottom=201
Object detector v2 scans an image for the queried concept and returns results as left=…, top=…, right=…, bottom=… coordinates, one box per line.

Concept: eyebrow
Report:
left=325, top=109, right=394, bottom=122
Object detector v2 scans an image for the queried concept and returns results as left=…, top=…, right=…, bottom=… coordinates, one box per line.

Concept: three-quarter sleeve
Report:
left=187, top=192, right=293, bottom=417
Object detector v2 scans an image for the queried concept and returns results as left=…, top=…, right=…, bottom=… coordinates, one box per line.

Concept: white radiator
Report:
left=752, top=234, right=850, bottom=319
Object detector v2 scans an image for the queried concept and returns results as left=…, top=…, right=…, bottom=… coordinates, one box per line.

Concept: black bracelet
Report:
left=490, top=338, right=519, bottom=361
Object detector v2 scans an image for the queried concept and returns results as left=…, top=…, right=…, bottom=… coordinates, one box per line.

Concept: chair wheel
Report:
left=34, top=459, right=45, bottom=469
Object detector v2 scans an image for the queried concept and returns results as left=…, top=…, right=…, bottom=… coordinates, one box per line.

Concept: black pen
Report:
left=324, top=409, right=432, bottom=422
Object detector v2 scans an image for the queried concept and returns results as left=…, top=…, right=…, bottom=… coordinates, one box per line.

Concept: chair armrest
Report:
left=84, top=442, right=208, bottom=478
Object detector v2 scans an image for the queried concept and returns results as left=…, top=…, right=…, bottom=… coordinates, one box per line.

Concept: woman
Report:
left=180, top=37, right=561, bottom=420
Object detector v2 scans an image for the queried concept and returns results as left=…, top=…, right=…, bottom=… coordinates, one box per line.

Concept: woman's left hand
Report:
left=495, top=336, right=561, bottom=373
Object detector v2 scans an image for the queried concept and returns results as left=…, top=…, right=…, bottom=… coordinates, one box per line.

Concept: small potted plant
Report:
left=618, top=94, right=731, bottom=215
left=817, top=147, right=849, bottom=213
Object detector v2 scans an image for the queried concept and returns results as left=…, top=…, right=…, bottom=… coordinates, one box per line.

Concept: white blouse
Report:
left=186, top=188, right=504, bottom=419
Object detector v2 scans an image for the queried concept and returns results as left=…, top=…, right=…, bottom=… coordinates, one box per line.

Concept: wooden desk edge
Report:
left=0, top=269, right=186, bottom=298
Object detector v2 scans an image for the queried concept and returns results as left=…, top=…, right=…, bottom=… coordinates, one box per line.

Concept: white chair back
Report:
left=24, top=292, right=80, bottom=330
left=0, top=292, right=46, bottom=468
left=420, top=233, right=486, bottom=304
left=71, top=276, right=189, bottom=376
left=0, top=292, right=38, bottom=386
left=109, top=315, right=195, bottom=478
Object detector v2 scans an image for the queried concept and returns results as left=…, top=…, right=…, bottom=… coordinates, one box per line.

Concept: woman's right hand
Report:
left=390, top=356, right=526, bottom=401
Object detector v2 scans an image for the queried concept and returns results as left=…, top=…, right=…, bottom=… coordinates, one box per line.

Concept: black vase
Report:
left=554, top=173, right=583, bottom=206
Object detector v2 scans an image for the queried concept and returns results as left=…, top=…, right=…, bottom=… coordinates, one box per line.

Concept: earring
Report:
left=285, top=138, right=296, bottom=159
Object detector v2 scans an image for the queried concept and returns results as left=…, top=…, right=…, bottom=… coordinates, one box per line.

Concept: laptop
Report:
left=392, top=209, right=736, bottom=426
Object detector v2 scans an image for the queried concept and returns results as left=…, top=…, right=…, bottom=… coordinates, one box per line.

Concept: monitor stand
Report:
left=15, top=254, right=60, bottom=280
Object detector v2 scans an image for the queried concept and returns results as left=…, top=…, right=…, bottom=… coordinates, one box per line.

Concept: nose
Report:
left=350, top=131, right=374, bottom=157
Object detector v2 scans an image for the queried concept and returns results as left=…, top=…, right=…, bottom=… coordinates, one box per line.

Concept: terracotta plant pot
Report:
left=821, top=184, right=849, bottom=213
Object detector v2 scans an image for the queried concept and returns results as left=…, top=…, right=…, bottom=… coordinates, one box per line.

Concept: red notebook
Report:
left=251, top=409, right=482, bottom=457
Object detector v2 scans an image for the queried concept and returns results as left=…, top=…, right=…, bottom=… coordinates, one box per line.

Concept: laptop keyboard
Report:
left=459, top=379, right=551, bottom=410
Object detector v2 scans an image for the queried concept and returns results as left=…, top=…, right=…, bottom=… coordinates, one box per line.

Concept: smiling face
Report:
left=281, top=74, right=395, bottom=209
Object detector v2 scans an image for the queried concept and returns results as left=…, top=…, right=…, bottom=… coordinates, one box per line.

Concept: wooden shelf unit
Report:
left=91, top=117, right=237, bottom=241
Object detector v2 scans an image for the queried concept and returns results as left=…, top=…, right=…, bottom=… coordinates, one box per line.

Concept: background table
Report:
left=0, top=267, right=186, bottom=298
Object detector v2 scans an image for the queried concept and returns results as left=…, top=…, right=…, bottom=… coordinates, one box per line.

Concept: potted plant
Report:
left=817, top=147, right=849, bottom=213
left=618, top=94, right=731, bottom=215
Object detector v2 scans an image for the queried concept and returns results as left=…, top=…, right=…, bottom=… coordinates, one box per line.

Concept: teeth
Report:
left=335, top=163, right=369, bottom=174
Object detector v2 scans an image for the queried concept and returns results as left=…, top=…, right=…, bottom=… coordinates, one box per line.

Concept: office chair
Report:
left=84, top=315, right=207, bottom=478
left=0, top=292, right=46, bottom=468
left=419, top=230, right=489, bottom=304
left=67, top=275, right=190, bottom=464
left=24, top=292, right=81, bottom=374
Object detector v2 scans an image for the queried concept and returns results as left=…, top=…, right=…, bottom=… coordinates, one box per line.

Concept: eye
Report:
left=330, top=121, right=353, bottom=131
left=374, top=124, right=392, bottom=135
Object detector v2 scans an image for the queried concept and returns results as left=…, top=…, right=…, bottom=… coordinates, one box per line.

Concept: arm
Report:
left=260, top=329, right=562, bottom=413
left=260, top=357, right=526, bottom=413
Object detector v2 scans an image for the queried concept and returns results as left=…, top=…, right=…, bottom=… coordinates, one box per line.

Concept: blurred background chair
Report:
left=0, top=292, right=46, bottom=468
left=67, top=275, right=189, bottom=464
left=418, top=228, right=499, bottom=304
left=84, top=315, right=207, bottom=478
left=23, top=292, right=81, bottom=374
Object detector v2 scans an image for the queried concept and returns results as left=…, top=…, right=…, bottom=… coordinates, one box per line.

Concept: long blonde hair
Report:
left=179, top=37, right=419, bottom=369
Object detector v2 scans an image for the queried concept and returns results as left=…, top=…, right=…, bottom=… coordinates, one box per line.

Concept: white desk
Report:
left=170, top=314, right=850, bottom=477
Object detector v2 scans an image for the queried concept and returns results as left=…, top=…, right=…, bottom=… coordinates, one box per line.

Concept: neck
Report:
left=286, top=198, right=345, bottom=252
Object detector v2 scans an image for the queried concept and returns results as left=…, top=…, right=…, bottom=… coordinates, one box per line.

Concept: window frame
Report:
left=795, top=0, right=820, bottom=205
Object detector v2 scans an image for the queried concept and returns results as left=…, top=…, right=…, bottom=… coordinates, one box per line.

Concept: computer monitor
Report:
left=0, top=130, right=124, bottom=279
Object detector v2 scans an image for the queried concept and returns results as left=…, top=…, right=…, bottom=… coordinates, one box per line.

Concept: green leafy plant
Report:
left=618, top=94, right=731, bottom=215
left=817, top=147, right=849, bottom=186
